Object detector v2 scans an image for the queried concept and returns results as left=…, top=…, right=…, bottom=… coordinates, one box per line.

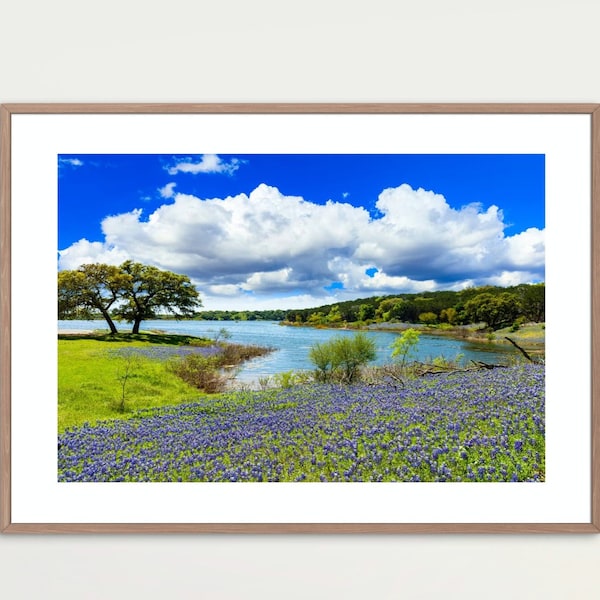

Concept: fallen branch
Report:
left=470, top=360, right=508, bottom=370
left=417, top=360, right=508, bottom=376
left=504, top=336, right=535, bottom=362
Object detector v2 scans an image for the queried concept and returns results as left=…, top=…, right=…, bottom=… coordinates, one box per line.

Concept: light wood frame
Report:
left=1, top=103, right=598, bottom=533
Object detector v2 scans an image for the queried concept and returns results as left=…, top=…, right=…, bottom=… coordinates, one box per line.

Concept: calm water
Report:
left=58, top=319, right=521, bottom=382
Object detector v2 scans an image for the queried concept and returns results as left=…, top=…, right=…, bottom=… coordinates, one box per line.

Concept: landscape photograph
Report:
left=57, top=153, right=545, bottom=483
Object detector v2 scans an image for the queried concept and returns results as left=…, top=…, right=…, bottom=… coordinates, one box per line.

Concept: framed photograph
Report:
left=1, top=103, right=598, bottom=533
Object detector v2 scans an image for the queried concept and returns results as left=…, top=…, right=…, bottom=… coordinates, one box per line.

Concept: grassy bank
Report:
left=58, top=332, right=271, bottom=432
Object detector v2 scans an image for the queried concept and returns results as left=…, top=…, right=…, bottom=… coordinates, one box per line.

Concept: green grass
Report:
left=58, top=330, right=212, bottom=345
left=58, top=333, right=211, bottom=432
left=494, top=323, right=546, bottom=343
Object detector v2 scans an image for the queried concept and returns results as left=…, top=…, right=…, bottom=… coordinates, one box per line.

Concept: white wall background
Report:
left=1, top=1, right=598, bottom=598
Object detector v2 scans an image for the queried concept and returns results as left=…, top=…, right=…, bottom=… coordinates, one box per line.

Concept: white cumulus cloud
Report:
left=58, top=238, right=130, bottom=270
left=166, top=154, right=242, bottom=176
left=59, top=158, right=84, bottom=168
left=58, top=183, right=544, bottom=309
left=158, top=182, right=177, bottom=198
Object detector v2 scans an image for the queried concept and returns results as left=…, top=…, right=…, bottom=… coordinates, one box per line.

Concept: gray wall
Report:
left=1, top=1, right=598, bottom=598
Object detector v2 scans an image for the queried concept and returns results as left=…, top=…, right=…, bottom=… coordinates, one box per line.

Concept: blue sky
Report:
left=58, top=154, right=545, bottom=310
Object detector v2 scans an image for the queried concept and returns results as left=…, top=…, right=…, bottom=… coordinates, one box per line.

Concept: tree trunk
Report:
left=504, top=336, right=535, bottom=362
left=132, top=318, right=142, bottom=334
left=100, top=308, right=118, bottom=334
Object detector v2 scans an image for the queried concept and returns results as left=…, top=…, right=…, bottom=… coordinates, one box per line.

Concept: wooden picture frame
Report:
left=1, top=103, right=598, bottom=533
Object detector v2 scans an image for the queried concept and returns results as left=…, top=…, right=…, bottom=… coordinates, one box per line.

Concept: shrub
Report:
left=212, top=327, right=232, bottom=342
left=308, top=333, right=376, bottom=383
left=308, top=342, right=334, bottom=382
left=418, top=311, right=438, bottom=325
left=168, top=342, right=273, bottom=393
left=272, top=370, right=312, bottom=388
left=114, top=354, right=141, bottom=412
left=168, top=354, right=231, bottom=393
left=390, top=328, right=420, bottom=366
left=257, top=375, right=272, bottom=391
left=218, top=343, right=271, bottom=366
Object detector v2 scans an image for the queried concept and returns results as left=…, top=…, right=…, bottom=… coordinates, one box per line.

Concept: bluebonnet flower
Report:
left=58, top=364, right=544, bottom=483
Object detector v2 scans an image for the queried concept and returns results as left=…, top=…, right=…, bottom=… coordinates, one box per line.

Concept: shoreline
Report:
left=58, top=319, right=545, bottom=356
left=58, top=329, right=95, bottom=335
left=279, top=320, right=545, bottom=352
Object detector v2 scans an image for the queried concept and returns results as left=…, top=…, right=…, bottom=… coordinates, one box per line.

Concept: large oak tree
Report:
left=114, top=261, right=201, bottom=333
left=462, top=292, right=521, bottom=330
left=58, top=264, right=127, bottom=333
left=58, top=261, right=201, bottom=334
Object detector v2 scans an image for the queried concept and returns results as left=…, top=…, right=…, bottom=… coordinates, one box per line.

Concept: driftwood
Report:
left=365, top=357, right=514, bottom=386
left=469, top=360, right=507, bottom=370
left=504, top=336, right=535, bottom=362
left=415, top=360, right=507, bottom=377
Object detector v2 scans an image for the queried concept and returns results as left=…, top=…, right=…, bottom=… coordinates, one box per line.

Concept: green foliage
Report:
left=257, top=376, right=272, bottom=390
left=439, top=307, right=458, bottom=324
left=514, top=283, right=545, bottom=322
left=290, top=283, right=544, bottom=330
left=462, top=292, right=521, bottom=330
left=418, top=311, right=438, bottom=325
left=326, top=305, right=343, bottom=324
left=273, top=371, right=294, bottom=389
left=58, top=264, right=127, bottom=333
left=376, top=297, right=403, bottom=321
left=272, top=370, right=312, bottom=389
left=308, top=333, right=376, bottom=383
left=114, top=260, right=201, bottom=333
left=168, top=355, right=230, bottom=393
left=58, top=261, right=202, bottom=334
left=510, top=317, right=526, bottom=332
left=307, top=311, right=326, bottom=326
left=199, top=308, right=287, bottom=321
left=390, top=328, right=420, bottom=366
left=431, top=353, right=464, bottom=369
left=169, top=341, right=273, bottom=393
left=308, top=341, right=334, bottom=381
left=357, top=303, right=376, bottom=322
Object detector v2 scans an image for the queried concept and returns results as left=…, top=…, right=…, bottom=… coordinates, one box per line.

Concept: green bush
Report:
left=308, top=333, right=376, bottom=383
left=390, top=328, right=420, bottom=366
left=272, top=370, right=312, bottom=388
left=418, top=311, right=438, bottom=325
left=168, top=354, right=230, bottom=393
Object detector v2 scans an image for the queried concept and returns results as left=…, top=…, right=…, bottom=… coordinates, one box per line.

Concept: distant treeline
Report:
left=64, top=282, right=544, bottom=333
left=284, top=283, right=544, bottom=331
left=61, top=309, right=288, bottom=322
left=193, top=309, right=288, bottom=321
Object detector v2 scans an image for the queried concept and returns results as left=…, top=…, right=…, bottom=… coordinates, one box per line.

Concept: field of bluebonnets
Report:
left=58, top=361, right=544, bottom=483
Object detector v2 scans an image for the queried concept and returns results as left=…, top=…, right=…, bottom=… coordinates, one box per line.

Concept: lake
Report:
left=58, top=319, right=522, bottom=382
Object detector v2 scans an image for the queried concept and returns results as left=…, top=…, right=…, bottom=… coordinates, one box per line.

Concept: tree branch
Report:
left=504, top=336, right=535, bottom=362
